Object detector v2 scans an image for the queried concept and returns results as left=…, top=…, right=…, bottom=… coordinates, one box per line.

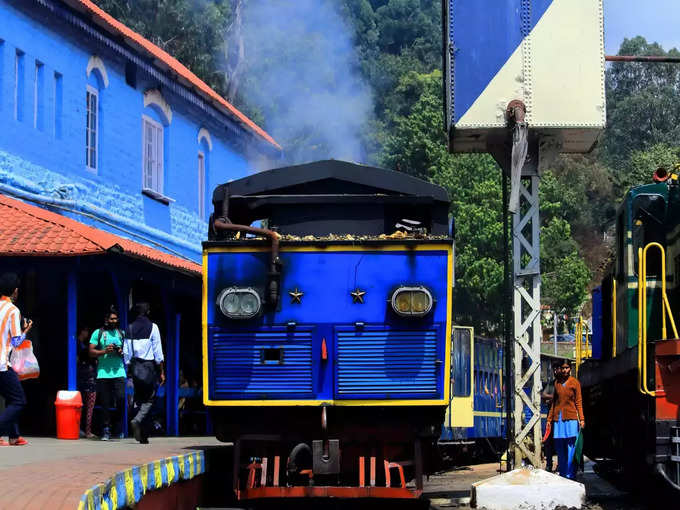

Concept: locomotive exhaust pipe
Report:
left=213, top=196, right=282, bottom=307
left=653, top=166, right=670, bottom=183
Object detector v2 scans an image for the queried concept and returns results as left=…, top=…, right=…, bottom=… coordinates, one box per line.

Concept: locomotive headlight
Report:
left=217, top=287, right=261, bottom=319
left=391, top=286, right=433, bottom=317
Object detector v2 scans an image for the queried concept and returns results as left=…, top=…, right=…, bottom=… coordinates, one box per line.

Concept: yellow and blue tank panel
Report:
left=445, top=0, right=605, bottom=153
left=203, top=243, right=453, bottom=406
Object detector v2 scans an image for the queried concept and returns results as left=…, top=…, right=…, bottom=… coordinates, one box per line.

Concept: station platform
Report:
left=0, top=436, right=221, bottom=510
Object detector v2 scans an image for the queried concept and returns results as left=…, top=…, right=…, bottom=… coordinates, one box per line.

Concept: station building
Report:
left=0, top=0, right=280, bottom=436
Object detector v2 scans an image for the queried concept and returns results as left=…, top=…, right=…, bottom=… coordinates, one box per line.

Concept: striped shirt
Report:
left=0, top=296, right=24, bottom=371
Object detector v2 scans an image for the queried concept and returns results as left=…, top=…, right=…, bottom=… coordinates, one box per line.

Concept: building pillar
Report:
left=170, top=312, right=180, bottom=436
left=67, top=269, right=77, bottom=391
left=163, top=295, right=180, bottom=436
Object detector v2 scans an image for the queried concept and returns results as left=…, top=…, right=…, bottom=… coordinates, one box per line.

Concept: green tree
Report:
left=541, top=218, right=591, bottom=313
left=602, top=37, right=680, bottom=186
left=627, top=143, right=680, bottom=188
left=95, top=0, right=232, bottom=96
left=542, top=253, right=591, bottom=315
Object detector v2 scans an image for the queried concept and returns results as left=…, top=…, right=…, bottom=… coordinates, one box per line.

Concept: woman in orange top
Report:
left=546, top=359, right=585, bottom=479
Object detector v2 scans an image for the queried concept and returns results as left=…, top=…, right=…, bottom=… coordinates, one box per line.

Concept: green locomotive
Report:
left=584, top=168, right=680, bottom=491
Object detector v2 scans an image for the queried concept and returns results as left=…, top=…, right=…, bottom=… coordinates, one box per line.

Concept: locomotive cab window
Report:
left=632, top=194, right=666, bottom=277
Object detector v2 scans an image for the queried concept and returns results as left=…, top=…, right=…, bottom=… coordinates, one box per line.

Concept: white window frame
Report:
left=85, top=85, right=98, bottom=172
left=142, top=115, right=164, bottom=195
left=198, top=151, right=206, bottom=220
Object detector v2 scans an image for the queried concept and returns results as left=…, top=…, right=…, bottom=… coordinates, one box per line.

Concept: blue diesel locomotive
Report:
left=202, top=160, right=453, bottom=499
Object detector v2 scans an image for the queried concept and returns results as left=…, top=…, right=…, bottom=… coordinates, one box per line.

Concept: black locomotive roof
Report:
left=210, top=160, right=451, bottom=238
left=212, top=159, right=449, bottom=202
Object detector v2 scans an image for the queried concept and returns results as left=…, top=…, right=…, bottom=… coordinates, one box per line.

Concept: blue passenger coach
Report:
left=202, top=160, right=453, bottom=499
left=442, top=333, right=505, bottom=451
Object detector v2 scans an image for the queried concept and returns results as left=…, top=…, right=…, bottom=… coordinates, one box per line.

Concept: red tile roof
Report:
left=62, top=0, right=281, bottom=151
left=0, top=193, right=201, bottom=276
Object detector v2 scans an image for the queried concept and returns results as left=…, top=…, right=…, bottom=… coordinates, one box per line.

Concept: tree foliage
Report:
left=95, top=0, right=232, bottom=96
left=602, top=37, right=680, bottom=189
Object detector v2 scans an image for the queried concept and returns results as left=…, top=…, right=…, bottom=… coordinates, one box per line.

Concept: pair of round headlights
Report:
left=391, top=286, right=434, bottom=317
left=217, top=287, right=262, bottom=319
left=217, top=286, right=433, bottom=319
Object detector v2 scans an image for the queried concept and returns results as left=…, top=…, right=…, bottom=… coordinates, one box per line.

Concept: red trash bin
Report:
left=55, top=390, right=83, bottom=440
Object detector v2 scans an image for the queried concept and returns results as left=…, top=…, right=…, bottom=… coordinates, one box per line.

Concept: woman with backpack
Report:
left=88, top=308, right=125, bottom=441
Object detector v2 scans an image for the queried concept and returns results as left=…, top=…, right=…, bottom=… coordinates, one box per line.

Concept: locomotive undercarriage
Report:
left=211, top=406, right=445, bottom=499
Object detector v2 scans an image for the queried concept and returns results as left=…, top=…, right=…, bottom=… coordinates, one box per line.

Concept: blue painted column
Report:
left=66, top=269, right=77, bottom=391
left=163, top=294, right=180, bottom=436
left=170, top=313, right=180, bottom=436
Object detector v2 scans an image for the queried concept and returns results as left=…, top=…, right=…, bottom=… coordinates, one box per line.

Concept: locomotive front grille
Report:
left=210, top=328, right=314, bottom=399
left=335, top=328, right=440, bottom=399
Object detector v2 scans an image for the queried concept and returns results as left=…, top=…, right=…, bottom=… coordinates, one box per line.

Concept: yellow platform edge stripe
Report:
left=77, top=450, right=205, bottom=510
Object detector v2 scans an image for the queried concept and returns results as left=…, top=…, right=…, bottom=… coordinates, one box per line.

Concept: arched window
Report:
left=142, top=90, right=172, bottom=195
left=85, top=56, right=108, bottom=173
left=197, top=128, right=212, bottom=220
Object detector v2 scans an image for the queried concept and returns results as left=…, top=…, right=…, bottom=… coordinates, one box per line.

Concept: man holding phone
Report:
left=89, top=308, right=125, bottom=441
left=0, top=272, right=33, bottom=446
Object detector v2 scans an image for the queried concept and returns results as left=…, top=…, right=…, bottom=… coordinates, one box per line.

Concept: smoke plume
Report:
left=237, top=0, right=373, bottom=164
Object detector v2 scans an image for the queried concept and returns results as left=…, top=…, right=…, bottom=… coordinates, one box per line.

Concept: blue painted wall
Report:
left=0, top=1, right=276, bottom=261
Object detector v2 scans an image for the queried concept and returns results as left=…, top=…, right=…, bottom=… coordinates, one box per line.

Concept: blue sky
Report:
left=605, top=0, right=680, bottom=54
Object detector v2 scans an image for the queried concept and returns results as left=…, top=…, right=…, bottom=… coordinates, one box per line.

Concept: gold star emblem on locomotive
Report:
left=288, top=287, right=304, bottom=304
left=350, top=288, right=366, bottom=304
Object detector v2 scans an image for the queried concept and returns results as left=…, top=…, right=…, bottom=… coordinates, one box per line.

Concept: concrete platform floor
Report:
left=0, top=436, right=221, bottom=510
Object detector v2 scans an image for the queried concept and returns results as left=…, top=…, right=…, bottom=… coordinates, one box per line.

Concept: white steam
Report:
left=239, top=0, right=373, bottom=164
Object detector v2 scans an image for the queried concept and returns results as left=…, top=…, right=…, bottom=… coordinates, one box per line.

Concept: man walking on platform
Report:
left=124, top=303, right=165, bottom=444
left=0, top=273, right=32, bottom=446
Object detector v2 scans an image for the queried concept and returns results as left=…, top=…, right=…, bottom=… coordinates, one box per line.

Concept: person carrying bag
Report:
left=123, top=303, right=165, bottom=444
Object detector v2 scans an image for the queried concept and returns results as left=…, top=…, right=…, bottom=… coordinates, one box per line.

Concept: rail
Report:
left=575, top=317, right=590, bottom=376
left=637, top=243, right=679, bottom=397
